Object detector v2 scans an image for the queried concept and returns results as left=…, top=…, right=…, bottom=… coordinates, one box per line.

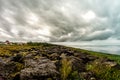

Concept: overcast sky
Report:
left=0, top=0, right=120, bottom=44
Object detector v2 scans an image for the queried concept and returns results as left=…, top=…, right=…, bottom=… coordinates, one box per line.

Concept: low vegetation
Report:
left=0, top=42, right=120, bottom=80
left=60, top=58, right=72, bottom=80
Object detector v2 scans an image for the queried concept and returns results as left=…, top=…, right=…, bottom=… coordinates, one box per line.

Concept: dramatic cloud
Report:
left=0, top=0, right=120, bottom=42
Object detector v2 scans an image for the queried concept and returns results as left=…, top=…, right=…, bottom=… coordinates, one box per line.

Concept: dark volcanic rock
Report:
left=11, top=54, right=24, bottom=63
left=94, top=58, right=118, bottom=67
left=0, top=61, right=23, bottom=80
left=20, top=57, right=59, bottom=80
left=69, top=56, right=86, bottom=72
left=0, top=75, right=4, bottom=80
left=80, top=72, right=96, bottom=80
left=49, top=53, right=61, bottom=60
left=74, top=52, right=98, bottom=64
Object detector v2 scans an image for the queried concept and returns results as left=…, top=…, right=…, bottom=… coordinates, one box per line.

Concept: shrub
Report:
left=69, top=71, right=83, bottom=80
left=60, top=58, right=72, bottom=80
left=27, top=41, right=52, bottom=46
left=86, top=60, right=120, bottom=80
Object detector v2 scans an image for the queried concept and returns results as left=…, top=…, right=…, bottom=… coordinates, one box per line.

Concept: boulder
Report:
left=0, top=75, right=4, bottom=80
left=0, top=61, right=23, bottom=80
left=104, top=61, right=117, bottom=67
left=69, top=56, right=86, bottom=72
left=10, top=54, right=24, bottom=63
left=20, top=57, right=59, bottom=80
left=80, top=72, right=96, bottom=80
left=49, top=53, right=61, bottom=60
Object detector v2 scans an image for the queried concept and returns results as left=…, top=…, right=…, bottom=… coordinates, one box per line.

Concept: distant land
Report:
left=51, top=42, right=120, bottom=55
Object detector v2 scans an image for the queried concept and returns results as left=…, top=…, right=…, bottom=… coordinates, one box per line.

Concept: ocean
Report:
left=51, top=42, right=120, bottom=55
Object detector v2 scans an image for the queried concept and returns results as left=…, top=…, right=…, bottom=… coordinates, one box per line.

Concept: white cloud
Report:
left=82, top=10, right=96, bottom=22
left=26, top=12, right=39, bottom=25
left=0, top=0, right=119, bottom=43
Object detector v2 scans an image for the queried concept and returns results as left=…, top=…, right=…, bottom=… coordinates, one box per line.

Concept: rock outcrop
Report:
left=0, top=43, right=120, bottom=80
left=20, top=57, right=59, bottom=80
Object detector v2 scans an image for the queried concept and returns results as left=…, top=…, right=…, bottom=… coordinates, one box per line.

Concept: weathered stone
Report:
left=49, top=53, right=61, bottom=60
left=25, top=53, right=33, bottom=59
left=0, top=61, right=23, bottom=80
left=69, top=56, right=85, bottom=72
left=11, top=54, right=24, bottom=63
left=60, top=53, right=66, bottom=59
left=20, top=57, right=59, bottom=80
left=104, top=61, right=117, bottom=67
left=90, top=77, right=96, bottom=80
left=0, top=75, right=4, bottom=80
left=80, top=72, right=95, bottom=80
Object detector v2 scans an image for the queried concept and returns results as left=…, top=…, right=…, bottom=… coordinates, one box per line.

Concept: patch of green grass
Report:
left=72, top=47, right=120, bottom=64
left=87, top=51, right=120, bottom=64
left=60, top=58, right=72, bottom=80
left=69, top=71, right=83, bottom=80
left=86, top=59, right=120, bottom=80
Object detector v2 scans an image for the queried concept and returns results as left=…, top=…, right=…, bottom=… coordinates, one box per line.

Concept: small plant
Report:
left=69, top=71, right=83, bottom=80
left=60, top=58, right=72, bottom=80
left=86, top=60, right=120, bottom=80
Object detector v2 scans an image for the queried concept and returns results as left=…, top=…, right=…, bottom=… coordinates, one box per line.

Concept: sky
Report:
left=0, top=0, right=120, bottom=44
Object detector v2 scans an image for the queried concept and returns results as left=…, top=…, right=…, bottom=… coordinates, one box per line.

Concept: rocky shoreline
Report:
left=0, top=43, right=120, bottom=80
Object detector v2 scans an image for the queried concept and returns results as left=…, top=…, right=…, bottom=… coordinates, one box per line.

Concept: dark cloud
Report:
left=0, top=0, right=119, bottom=42
left=81, top=29, right=114, bottom=41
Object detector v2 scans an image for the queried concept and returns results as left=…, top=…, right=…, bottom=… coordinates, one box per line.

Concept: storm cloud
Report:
left=0, top=0, right=119, bottom=42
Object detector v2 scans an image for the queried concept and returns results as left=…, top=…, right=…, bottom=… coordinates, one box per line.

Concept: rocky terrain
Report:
left=0, top=43, right=120, bottom=80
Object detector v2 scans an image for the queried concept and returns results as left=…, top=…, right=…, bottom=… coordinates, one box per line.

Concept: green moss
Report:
left=15, top=62, right=24, bottom=71
left=8, top=62, right=24, bottom=79
left=69, top=71, right=82, bottom=80
left=10, top=72, right=20, bottom=78
left=34, top=55, right=41, bottom=59
left=21, top=52, right=28, bottom=56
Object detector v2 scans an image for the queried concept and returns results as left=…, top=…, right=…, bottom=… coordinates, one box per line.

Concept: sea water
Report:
left=51, top=42, right=120, bottom=55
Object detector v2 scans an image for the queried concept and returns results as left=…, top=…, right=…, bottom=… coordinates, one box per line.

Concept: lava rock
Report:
left=20, top=57, right=59, bottom=80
